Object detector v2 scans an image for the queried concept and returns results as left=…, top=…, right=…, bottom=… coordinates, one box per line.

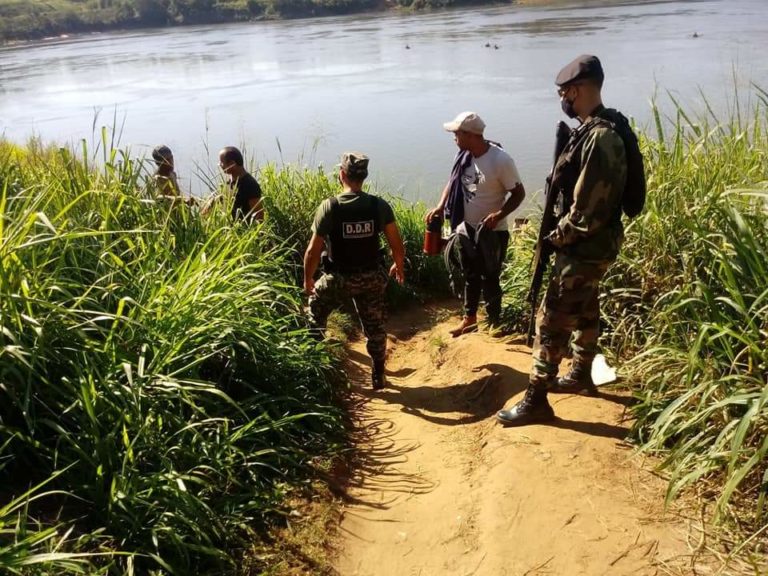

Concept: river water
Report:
left=0, top=0, right=766, bottom=205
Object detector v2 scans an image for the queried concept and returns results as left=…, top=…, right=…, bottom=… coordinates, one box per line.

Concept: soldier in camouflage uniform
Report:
left=304, top=152, right=406, bottom=390
left=498, top=55, right=628, bottom=426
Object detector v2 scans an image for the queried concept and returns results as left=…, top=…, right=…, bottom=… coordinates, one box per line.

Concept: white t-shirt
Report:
left=461, top=144, right=521, bottom=231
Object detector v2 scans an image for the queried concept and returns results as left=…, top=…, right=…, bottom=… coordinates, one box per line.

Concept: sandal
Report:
left=450, top=316, right=478, bottom=338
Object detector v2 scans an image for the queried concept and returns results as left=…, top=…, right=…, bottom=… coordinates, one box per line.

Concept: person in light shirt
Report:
left=425, top=111, right=526, bottom=336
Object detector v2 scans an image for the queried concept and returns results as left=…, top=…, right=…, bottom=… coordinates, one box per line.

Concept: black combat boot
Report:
left=496, top=384, right=555, bottom=426
left=372, top=359, right=387, bottom=390
left=549, top=363, right=598, bottom=396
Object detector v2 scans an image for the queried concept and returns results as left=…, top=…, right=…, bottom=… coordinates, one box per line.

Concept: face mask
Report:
left=561, top=97, right=578, bottom=119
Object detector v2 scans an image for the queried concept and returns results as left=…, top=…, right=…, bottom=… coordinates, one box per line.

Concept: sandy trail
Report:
left=333, top=304, right=700, bottom=576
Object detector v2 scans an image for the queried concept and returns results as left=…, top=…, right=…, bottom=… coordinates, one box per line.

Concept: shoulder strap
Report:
left=563, top=114, right=618, bottom=160
left=590, top=109, right=647, bottom=218
left=370, top=195, right=379, bottom=230
left=328, top=195, right=339, bottom=228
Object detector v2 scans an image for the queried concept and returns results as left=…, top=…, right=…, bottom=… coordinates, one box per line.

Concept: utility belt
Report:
left=337, top=265, right=382, bottom=274
left=321, top=251, right=384, bottom=275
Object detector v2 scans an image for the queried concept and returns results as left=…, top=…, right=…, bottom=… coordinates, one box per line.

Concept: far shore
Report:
left=1, top=0, right=620, bottom=47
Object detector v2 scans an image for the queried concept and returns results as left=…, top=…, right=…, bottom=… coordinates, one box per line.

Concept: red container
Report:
left=423, top=216, right=444, bottom=255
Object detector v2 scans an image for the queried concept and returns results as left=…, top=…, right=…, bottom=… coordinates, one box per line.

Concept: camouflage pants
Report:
left=530, top=254, right=612, bottom=388
left=308, top=268, right=389, bottom=363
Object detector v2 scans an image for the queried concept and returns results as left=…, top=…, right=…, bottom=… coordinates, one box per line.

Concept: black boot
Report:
left=550, top=363, right=598, bottom=396
left=372, top=359, right=387, bottom=390
left=497, top=385, right=555, bottom=426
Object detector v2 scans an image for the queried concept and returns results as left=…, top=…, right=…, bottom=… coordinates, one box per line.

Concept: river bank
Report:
left=0, top=0, right=511, bottom=44
left=0, top=0, right=641, bottom=45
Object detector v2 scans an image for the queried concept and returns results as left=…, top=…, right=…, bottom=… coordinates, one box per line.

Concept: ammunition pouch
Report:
left=320, top=251, right=335, bottom=274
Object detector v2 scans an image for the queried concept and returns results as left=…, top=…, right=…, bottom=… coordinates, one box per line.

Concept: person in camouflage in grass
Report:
left=304, top=152, right=406, bottom=390
left=498, top=55, right=629, bottom=426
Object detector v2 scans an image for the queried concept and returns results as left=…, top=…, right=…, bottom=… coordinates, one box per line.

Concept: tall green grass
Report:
left=0, top=140, right=347, bottom=573
left=0, top=136, right=449, bottom=574
left=5, top=88, right=766, bottom=571
left=259, top=161, right=450, bottom=302
left=602, top=92, right=768, bottom=544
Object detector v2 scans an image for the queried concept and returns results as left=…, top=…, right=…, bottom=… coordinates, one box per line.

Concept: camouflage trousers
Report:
left=308, top=268, right=389, bottom=363
left=530, top=254, right=612, bottom=388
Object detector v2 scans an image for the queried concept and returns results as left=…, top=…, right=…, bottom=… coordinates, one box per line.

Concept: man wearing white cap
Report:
left=426, top=111, right=526, bottom=336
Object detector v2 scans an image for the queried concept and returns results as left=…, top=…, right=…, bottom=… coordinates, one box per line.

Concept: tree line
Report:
left=0, top=0, right=504, bottom=42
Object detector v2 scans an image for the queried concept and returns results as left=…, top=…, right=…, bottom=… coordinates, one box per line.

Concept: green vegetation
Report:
left=0, top=0, right=377, bottom=42
left=0, top=0, right=503, bottom=42
left=2, top=88, right=767, bottom=572
left=394, top=0, right=499, bottom=9
left=258, top=162, right=449, bottom=302
left=500, top=90, right=768, bottom=561
left=0, top=133, right=442, bottom=574
left=609, top=93, right=768, bottom=561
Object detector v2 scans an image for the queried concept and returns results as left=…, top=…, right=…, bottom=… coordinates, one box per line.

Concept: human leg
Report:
left=497, top=282, right=566, bottom=426
left=453, top=232, right=481, bottom=336
left=307, top=272, right=345, bottom=335
left=481, top=230, right=509, bottom=325
left=498, top=255, right=587, bottom=426
left=551, top=261, right=610, bottom=394
left=349, top=269, right=389, bottom=389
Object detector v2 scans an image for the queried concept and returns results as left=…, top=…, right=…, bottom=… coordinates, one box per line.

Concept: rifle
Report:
left=526, top=121, right=572, bottom=346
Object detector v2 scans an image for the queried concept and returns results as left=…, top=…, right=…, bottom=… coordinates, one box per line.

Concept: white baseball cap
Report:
left=443, top=111, right=486, bottom=135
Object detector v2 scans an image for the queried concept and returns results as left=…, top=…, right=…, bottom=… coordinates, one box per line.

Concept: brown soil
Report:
left=333, top=303, right=706, bottom=576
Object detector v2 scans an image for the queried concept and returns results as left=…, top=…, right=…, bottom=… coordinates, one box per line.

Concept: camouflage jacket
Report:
left=549, top=116, right=627, bottom=262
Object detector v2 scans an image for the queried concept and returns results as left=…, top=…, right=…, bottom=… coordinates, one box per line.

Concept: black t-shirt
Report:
left=230, top=172, right=262, bottom=222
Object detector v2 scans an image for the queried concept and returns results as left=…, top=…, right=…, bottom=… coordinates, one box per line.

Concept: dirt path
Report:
left=333, top=304, right=701, bottom=576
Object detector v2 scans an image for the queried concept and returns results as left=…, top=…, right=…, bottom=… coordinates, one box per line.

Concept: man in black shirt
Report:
left=218, top=146, right=264, bottom=223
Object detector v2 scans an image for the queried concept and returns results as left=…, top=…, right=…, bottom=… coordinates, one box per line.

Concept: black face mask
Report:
left=561, top=97, right=578, bottom=119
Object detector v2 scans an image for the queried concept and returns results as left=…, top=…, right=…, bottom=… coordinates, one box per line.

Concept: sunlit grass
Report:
left=0, top=133, right=452, bottom=574
left=2, top=86, right=767, bottom=572
left=259, top=161, right=449, bottom=301
left=602, top=91, right=768, bottom=541
left=0, top=138, right=346, bottom=574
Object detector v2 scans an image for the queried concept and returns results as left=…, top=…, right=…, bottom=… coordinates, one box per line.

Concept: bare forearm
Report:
left=481, top=184, right=526, bottom=230
left=425, top=183, right=452, bottom=224
left=304, top=249, right=320, bottom=285
left=249, top=198, right=264, bottom=222
left=303, top=233, right=326, bottom=294
left=435, top=182, right=451, bottom=210
left=383, top=222, right=406, bottom=283
left=391, top=242, right=405, bottom=274
left=499, top=184, right=525, bottom=218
